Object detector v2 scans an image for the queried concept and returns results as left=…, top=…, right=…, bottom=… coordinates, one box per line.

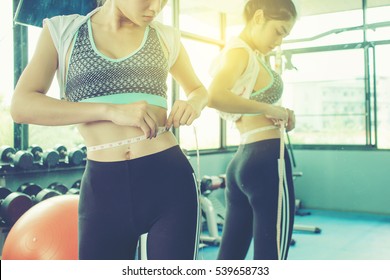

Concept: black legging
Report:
left=78, top=145, right=200, bottom=260
left=218, top=139, right=295, bottom=260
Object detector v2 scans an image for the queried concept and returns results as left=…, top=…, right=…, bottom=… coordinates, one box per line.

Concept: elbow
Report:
left=10, top=107, right=25, bottom=124
left=207, top=84, right=225, bottom=110
left=10, top=99, right=29, bottom=124
left=207, top=91, right=221, bottom=110
left=207, top=97, right=217, bottom=109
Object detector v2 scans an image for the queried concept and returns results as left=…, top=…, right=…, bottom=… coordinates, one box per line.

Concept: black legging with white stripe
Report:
left=78, top=145, right=200, bottom=260
left=218, top=139, right=295, bottom=260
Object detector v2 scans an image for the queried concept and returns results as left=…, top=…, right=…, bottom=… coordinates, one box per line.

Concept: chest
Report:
left=91, top=26, right=147, bottom=60
left=253, top=59, right=273, bottom=92
left=65, top=22, right=168, bottom=75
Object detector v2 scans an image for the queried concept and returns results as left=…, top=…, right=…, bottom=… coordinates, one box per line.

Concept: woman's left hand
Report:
left=286, top=108, right=295, bottom=132
left=166, top=100, right=201, bottom=129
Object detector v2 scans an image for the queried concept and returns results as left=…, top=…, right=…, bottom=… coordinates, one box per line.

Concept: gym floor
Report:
left=198, top=209, right=390, bottom=260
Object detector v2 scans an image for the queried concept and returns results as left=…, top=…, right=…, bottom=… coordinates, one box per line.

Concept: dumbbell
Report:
left=28, top=145, right=60, bottom=168
left=217, top=174, right=226, bottom=188
left=54, top=145, right=84, bottom=166
left=17, top=182, right=61, bottom=204
left=78, top=144, right=87, bottom=156
left=77, top=144, right=87, bottom=163
left=0, top=145, right=34, bottom=169
left=67, top=179, right=81, bottom=195
left=200, top=175, right=225, bottom=195
left=47, top=182, right=69, bottom=194
left=0, top=186, right=33, bottom=226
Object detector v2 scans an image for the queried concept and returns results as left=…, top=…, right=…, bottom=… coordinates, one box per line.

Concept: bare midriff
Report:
left=236, top=114, right=280, bottom=144
left=77, top=106, right=177, bottom=162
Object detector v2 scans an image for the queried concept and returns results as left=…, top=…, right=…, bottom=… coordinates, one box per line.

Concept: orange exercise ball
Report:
left=2, top=195, right=79, bottom=260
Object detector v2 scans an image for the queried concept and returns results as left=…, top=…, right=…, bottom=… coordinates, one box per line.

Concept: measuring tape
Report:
left=275, top=120, right=287, bottom=260
left=240, top=125, right=278, bottom=143
left=86, top=126, right=169, bottom=152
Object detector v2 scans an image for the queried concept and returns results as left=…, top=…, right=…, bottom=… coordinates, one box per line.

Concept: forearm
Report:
left=208, top=88, right=270, bottom=115
left=11, top=91, right=110, bottom=126
left=186, top=85, right=208, bottom=112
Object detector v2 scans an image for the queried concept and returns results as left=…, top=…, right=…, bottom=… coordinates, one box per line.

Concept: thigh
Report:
left=146, top=204, right=199, bottom=260
left=279, top=149, right=296, bottom=259
left=236, top=140, right=280, bottom=259
left=78, top=160, right=139, bottom=259
left=133, top=146, right=200, bottom=260
left=217, top=152, right=254, bottom=260
left=78, top=216, right=139, bottom=260
left=243, top=141, right=295, bottom=260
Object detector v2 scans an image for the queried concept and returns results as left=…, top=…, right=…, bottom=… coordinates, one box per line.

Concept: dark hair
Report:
left=243, top=0, right=297, bottom=23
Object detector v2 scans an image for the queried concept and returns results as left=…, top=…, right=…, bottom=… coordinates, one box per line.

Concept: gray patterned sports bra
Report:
left=249, top=55, right=283, bottom=104
left=250, top=56, right=283, bottom=103
left=244, top=56, right=283, bottom=116
left=65, top=19, right=169, bottom=108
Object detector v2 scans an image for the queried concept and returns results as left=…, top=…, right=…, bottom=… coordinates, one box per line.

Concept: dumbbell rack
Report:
left=0, top=146, right=34, bottom=170
left=0, top=166, right=84, bottom=195
left=0, top=226, right=10, bottom=256
left=0, top=145, right=87, bottom=257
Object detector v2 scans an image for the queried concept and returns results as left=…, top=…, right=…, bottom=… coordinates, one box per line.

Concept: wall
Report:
left=292, top=149, right=390, bottom=215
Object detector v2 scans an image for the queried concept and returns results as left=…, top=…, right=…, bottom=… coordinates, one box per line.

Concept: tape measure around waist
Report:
left=86, top=126, right=168, bottom=152
left=240, top=125, right=279, bottom=143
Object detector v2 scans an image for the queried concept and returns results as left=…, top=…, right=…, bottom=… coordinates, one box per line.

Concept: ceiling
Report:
left=293, top=0, right=390, bottom=16
left=179, top=0, right=390, bottom=24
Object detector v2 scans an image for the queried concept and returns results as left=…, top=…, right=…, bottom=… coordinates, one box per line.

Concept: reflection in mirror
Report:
left=193, top=0, right=390, bottom=261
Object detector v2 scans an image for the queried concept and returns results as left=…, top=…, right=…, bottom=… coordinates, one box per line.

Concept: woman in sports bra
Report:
left=208, top=0, right=297, bottom=260
left=11, top=0, right=207, bottom=260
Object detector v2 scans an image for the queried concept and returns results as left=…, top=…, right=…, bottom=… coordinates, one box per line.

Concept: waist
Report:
left=84, top=129, right=178, bottom=162
left=78, top=108, right=173, bottom=161
left=87, top=126, right=169, bottom=152
left=237, top=114, right=285, bottom=144
left=240, top=125, right=279, bottom=144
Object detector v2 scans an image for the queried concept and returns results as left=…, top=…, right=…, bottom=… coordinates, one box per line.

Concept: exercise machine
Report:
left=199, top=175, right=226, bottom=247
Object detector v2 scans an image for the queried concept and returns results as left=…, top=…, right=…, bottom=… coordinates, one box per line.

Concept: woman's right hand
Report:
left=107, top=101, right=159, bottom=138
left=286, top=108, right=295, bottom=132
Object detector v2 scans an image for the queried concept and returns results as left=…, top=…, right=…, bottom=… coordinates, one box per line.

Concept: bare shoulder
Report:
left=217, top=47, right=249, bottom=78
left=39, top=24, right=56, bottom=48
left=14, top=24, right=58, bottom=95
left=225, top=48, right=249, bottom=66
